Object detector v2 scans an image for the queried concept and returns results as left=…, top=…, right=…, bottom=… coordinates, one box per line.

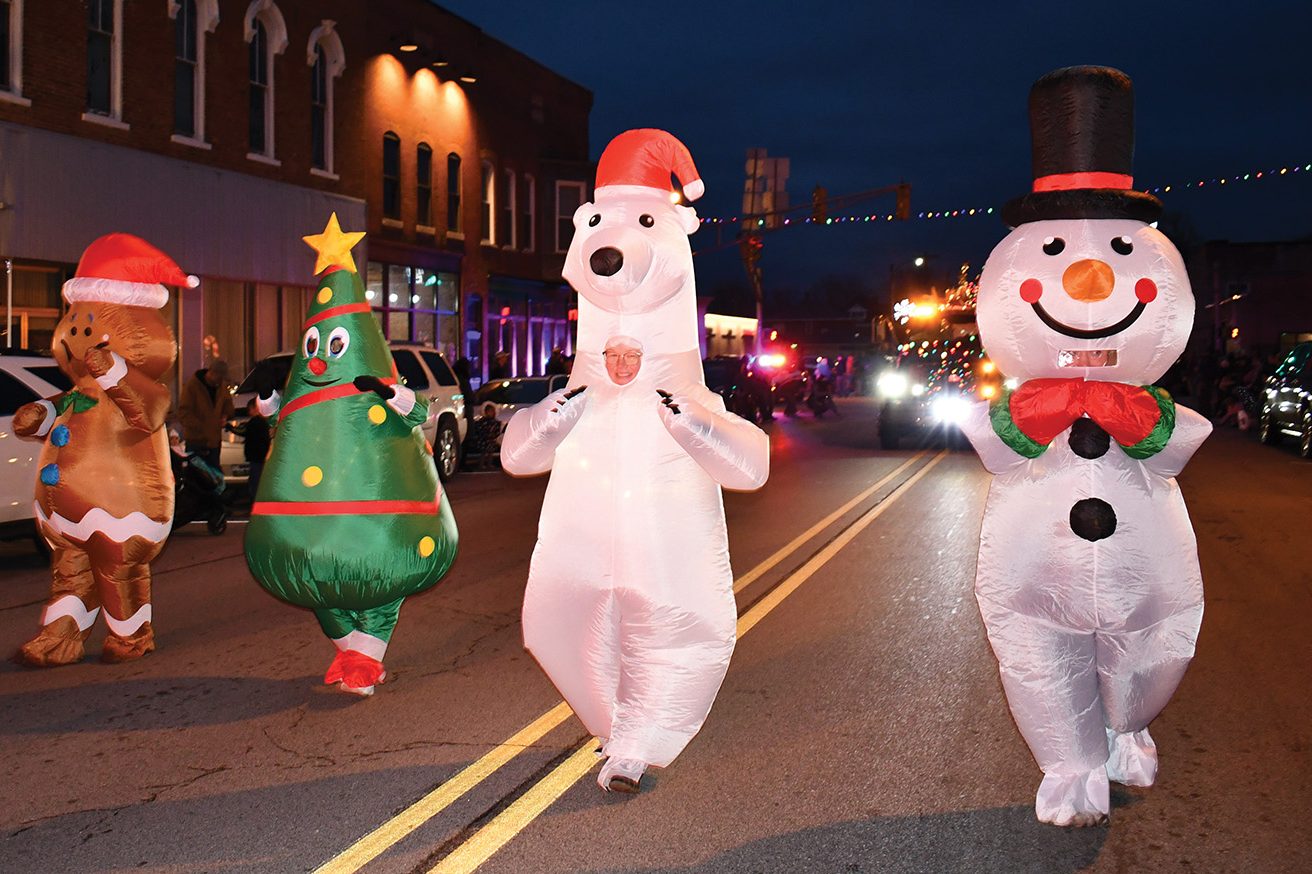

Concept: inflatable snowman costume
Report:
left=959, top=68, right=1211, bottom=826
left=501, top=130, right=769, bottom=791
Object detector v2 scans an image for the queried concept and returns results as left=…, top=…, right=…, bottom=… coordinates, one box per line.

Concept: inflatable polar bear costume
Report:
left=501, top=129, right=769, bottom=789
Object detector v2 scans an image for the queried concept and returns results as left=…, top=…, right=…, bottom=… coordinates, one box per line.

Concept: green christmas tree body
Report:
left=245, top=265, right=458, bottom=646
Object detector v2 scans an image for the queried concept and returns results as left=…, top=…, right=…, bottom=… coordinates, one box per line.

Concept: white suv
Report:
left=0, top=352, right=74, bottom=546
left=222, top=343, right=468, bottom=483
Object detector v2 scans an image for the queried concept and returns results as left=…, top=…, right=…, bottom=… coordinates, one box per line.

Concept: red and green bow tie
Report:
left=990, top=378, right=1176, bottom=459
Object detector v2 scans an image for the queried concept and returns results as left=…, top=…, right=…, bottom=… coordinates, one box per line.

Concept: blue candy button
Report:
left=51, top=425, right=70, bottom=447
left=39, top=464, right=60, bottom=486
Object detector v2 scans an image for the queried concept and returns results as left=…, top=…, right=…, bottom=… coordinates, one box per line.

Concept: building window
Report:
left=86, top=0, right=119, bottom=117
left=446, top=153, right=462, bottom=235
left=306, top=20, right=344, bottom=174
left=365, top=262, right=461, bottom=360
left=555, top=181, right=586, bottom=253
left=1, top=0, right=22, bottom=97
left=521, top=173, right=536, bottom=252
left=499, top=169, right=516, bottom=249
left=309, top=45, right=326, bottom=168
left=244, top=1, right=288, bottom=160
left=248, top=21, right=269, bottom=152
left=173, top=0, right=197, bottom=136
left=480, top=161, right=495, bottom=245
left=417, top=143, right=433, bottom=227
left=382, top=132, right=401, bottom=220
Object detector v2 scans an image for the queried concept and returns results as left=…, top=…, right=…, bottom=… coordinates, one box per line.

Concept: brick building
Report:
left=0, top=0, right=592, bottom=386
left=1186, top=239, right=1312, bottom=358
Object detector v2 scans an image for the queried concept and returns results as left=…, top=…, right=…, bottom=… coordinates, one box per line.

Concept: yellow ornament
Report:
left=418, top=536, right=436, bottom=557
left=302, top=212, right=366, bottom=275
left=316, top=287, right=333, bottom=304
left=302, top=466, right=324, bottom=487
left=368, top=404, right=387, bottom=425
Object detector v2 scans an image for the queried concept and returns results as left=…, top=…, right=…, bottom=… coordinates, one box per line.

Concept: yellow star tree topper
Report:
left=303, top=212, right=367, bottom=275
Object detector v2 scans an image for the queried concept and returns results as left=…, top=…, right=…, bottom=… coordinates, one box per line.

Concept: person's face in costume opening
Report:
left=604, top=344, right=642, bottom=386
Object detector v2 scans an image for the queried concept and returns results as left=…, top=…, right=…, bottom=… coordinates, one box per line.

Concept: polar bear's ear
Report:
left=572, top=202, right=595, bottom=229
left=674, top=204, right=700, bottom=236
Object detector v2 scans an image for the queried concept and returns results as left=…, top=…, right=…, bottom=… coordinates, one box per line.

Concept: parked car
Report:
left=1259, top=341, right=1312, bottom=458
left=474, top=375, right=571, bottom=427
left=0, top=351, right=73, bottom=549
left=221, top=343, right=468, bottom=483
left=702, top=356, right=773, bottom=424
left=877, top=338, right=1003, bottom=449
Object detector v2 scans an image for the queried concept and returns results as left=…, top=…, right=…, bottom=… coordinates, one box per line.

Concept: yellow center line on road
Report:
left=316, top=450, right=933, bottom=874
left=733, top=451, right=926, bottom=593
left=427, top=450, right=950, bottom=874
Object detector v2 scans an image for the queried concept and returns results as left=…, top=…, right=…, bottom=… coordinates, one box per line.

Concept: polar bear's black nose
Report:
left=590, top=247, right=624, bottom=276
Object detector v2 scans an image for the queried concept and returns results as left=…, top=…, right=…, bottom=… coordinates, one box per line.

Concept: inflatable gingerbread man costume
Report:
left=12, top=234, right=196, bottom=666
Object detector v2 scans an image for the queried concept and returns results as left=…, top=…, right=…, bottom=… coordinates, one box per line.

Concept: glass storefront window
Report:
left=366, top=260, right=459, bottom=356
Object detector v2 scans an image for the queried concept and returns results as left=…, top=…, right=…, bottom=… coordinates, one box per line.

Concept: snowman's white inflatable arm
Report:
left=657, top=385, right=769, bottom=491
left=500, top=387, right=589, bottom=477
left=959, top=400, right=1028, bottom=475
left=1141, top=404, right=1211, bottom=478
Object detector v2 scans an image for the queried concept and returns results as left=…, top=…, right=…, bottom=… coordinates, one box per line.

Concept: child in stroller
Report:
left=169, top=428, right=228, bottom=535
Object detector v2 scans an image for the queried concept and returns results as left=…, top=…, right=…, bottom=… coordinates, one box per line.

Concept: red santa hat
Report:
left=62, top=233, right=199, bottom=309
left=594, top=129, right=705, bottom=201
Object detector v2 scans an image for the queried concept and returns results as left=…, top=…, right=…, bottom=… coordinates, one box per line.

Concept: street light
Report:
left=914, top=256, right=925, bottom=268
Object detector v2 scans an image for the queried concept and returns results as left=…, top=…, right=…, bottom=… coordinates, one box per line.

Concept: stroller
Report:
left=170, top=444, right=229, bottom=535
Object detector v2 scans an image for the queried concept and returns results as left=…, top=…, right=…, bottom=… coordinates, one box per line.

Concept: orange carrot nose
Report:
left=1062, top=259, right=1115, bottom=302
left=308, top=357, right=327, bottom=375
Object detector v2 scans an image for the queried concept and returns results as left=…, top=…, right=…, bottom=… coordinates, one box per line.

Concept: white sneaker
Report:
left=598, top=757, right=645, bottom=793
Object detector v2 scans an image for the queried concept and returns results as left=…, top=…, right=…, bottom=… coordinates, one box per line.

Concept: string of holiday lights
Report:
left=699, top=161, right=1312, bottom=226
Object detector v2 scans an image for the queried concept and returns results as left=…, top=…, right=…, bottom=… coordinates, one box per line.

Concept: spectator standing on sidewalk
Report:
left=178, top=359, right=234, bottom=469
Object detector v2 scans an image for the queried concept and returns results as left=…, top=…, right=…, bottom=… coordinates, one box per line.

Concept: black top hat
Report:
left=1001, top=66, right=1162, bottom=227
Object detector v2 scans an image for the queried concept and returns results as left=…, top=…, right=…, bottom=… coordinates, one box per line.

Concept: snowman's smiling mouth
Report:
left=1030, top=299, right=1147, bottom=340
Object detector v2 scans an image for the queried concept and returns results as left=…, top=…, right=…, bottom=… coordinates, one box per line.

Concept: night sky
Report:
left=440, top=1, right=1312, bottom=305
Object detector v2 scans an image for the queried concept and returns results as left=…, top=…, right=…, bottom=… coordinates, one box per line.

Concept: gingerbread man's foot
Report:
left=14, top=617, right=90, bottom=667
left=1105, top=727, right=1158, bottom=787
left=1035, top=767, right=1110, bottom=827
left=101, top=623, right=156, bottom=663
left=324, top=649, right=386, bottom=697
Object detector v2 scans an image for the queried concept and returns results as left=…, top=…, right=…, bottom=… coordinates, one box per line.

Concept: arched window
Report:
left=416, top=143, right=433, bottom=227
left=169, top=0, right=217, bottom=142
left=244, top=1, right=288, bottom=161
left=521, top=173, right=535, bottom=252
left=85, top=0, right=122, bottom=120
left=1, top=0, right=26, bottom=102
left=306, top=20, right=344, bottom=175
left=500, top=169, right=516, bottom=249
left=480, top=160, right=495, bottom=245
left=382, top=131, right=401, bottom=220
left=446, top=153, right=462, bottom=235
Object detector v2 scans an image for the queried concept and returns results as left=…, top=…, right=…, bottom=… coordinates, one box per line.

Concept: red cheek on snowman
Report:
left=1135, top=278, right=1158, bottom=303
left=1019, top=278, right=1043, bottom=303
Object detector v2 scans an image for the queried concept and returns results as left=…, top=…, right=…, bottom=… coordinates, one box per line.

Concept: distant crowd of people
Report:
left=1168, top=348, right=1284, bottom=431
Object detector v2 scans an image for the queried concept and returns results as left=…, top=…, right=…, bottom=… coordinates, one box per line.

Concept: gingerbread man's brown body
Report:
left=13, top=302, right=177, bottom=666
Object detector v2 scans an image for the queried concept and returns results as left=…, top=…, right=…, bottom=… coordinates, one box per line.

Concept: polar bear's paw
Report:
left=1106, top=727, right=1158, bottom=787
left=1036, top=767, right=1110, bottom=827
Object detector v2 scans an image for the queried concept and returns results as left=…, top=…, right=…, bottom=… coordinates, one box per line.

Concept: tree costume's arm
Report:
left=656, top=386, right=769, bottom=491
left=500, top=387, right=589, bottom=477
left=257, top=390, right=281, bottom=429
left=386, top=385, right=429, bottom=428
left=85, top=349, right=170, bottom=433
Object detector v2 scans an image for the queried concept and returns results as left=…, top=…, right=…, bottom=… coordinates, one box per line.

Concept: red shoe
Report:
left=324, top=649, right=386, bottom=696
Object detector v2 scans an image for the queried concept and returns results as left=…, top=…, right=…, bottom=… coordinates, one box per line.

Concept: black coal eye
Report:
left=1111, top=236, right=1133, bottom=256
left=1042, top=237, right=1065, bottom=256
left=588, top=214, right=601, bottom=227
left=639, top=214, right=655, bottom=228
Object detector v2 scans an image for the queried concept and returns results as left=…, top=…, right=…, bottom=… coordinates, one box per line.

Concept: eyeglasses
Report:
left=603, top=351, right=642, bottom=365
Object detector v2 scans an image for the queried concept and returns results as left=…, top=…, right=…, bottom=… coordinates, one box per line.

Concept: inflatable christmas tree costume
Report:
left=245, top=215, right=458, bottom=695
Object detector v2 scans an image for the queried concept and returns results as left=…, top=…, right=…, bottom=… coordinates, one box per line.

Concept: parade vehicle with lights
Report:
left=747, top=345, right=810, bottom=416
left=878, top=277, right=1004, bottom=449
left=702, top=356, right=774, bottom=424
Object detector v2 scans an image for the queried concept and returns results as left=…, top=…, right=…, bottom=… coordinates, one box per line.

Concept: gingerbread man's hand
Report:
left=12, top=402, right=51, bottom=439
left=84, top=345, right=115, bottom=378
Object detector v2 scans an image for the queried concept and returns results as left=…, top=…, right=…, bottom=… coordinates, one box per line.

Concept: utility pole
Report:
left=742, top=149, right=789, bottom=354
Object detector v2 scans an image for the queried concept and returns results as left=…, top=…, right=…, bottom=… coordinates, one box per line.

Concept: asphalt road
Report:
left=0, top=398, right=1308, bottom=874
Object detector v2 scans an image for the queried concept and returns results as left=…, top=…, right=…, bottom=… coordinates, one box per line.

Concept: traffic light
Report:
left=739, top=233, right=764, bottom=270
left=895, top=183, right=911, bottom=221
left=811, top=185, right=827, bottom=223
